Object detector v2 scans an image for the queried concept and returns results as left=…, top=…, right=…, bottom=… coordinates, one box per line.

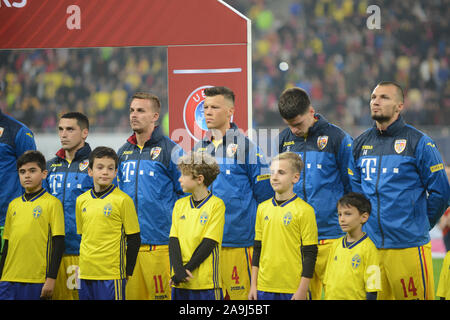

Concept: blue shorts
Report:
left=78, top=279, right=126, bottom=300
left=0, top=281, right=43, bottom=300
left=172, top=287, right=223, bottom=300
left=257, top=290, right=291, bottom=300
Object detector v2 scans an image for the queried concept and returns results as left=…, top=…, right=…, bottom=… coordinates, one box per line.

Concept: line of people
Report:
left=0, top=82, right=448, bottom=300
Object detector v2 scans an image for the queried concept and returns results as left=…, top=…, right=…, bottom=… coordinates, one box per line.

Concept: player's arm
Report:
left=125, top=232, right=141, bottom=278
left=0, top=240, right=8, bottom=278
left=14, top=126, right=36, bottom=157
left=249, top=240, right=262, bottom=300
left=337, top=135, right=353, bottom=194
left=292, top=244, right=318, bottom=300
left=168, top=236, right=190, bottom=285
left=41, top=235, right=65, bottom=299
left=416, top=136, right=450, bottom=228
left=246, top=145, right=273, bottom=203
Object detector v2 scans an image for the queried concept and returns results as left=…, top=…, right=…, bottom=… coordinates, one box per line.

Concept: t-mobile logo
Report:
left=361, top=158, right=377, bottom=181
left=122, top=161, right=136, bottom=183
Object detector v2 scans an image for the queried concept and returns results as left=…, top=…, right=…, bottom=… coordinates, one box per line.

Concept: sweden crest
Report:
left=394, top=139, right=406, bottom=154
left=103, top=203, right=113, bottom=217
left=200, top=212, right=209, bottom=225
left=283, top=212, right=293, bottom=226
left=33, top=205, right=42, bottom=219
left=317, top=136, right=328, bottom=150
left=351, top=254, right=361, bottom=269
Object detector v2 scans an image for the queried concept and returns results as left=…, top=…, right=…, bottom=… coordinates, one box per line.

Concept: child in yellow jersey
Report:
left=0, top=150, right=65, bottom=300
left=323, top=192, right=381, bottom=300
left=76, top=147, right=140, bottom=300
left=169, top=152, right=225, bottom=300
left=249, top=152, right=318, bottom=300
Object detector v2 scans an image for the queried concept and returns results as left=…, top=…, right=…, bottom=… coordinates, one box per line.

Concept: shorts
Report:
left=257, top=290, right=291, bottom=300
left=220, top=246, right=253, bottom=300
left=78, top=279, right=126, bottom=300
left=378, top=242, right=434, bottom=300
left=125, top=245, right=171, bottom=300
left=0, top=281, right=43, bottom=300
left=172, top=287, right=223, bottom=300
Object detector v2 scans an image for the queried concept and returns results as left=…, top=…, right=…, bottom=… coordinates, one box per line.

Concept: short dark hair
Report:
left=89, top=146, right=118, bottom=170
left=178, top=152, right=220, bottom=187
left=17, top=150, right=46, bottom=171
left=204, top=86, right=235, bottom=105
left=376, top=81, right=404, bottom=103
left=278, top=87, right=311, bottom=120
left=337, top=192, right=371, bottom=215
left=61, top=112, right=89, bottom=130
left=131, top=92, right=161, bottom=112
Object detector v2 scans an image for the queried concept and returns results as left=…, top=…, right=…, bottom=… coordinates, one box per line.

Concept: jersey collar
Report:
left=342, top=233, right=368, bottom=249
left=271, top=194, right=298, bottom=207
left=90, top=185, right=115, bottom=199
left=22, top=188, right=46, bottom=202
left=190, top=192, right=213, bottom=209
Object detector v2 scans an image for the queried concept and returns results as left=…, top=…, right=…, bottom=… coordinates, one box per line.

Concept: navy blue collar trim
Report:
left=90, top=185, right=115, bottom=199
left=271, top=194, right=298, bottom=207
left=190, top=192, right=213, bottom=209
left=22, top=188, right=46, bottom=202
left=342, top=233, right=368, bottom=249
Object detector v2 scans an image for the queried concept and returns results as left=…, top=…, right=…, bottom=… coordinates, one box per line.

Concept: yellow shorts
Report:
left=436, top=251, right=450, bottom=299
left=52, top=254, right=80, bottom=300
left=378, top=242, right=434, bottom=300
left=221, top=246, right=253, bottom=300
left=125, top=245, right=171, bottom=300
left=309, top=239, right=338, bottom=300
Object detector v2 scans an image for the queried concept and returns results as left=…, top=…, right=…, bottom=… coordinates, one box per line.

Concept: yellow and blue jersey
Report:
left=76, top=185, right=140, bottom=280
left=2, top=189, right=64, bottom=283
left=255, top=195, right=318, bottom=294
left=169, top=193, right=225, bottom=290
left=324, top=233, right=381, bottom=300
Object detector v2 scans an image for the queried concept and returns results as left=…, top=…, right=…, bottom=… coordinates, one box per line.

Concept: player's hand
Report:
left=183, top=269, right=194, bottom=282
left=291, top=291, right=307, bottom=300
left=248, top=286, right=258, bottom=300
left=40, top=278, right=56, bottom=300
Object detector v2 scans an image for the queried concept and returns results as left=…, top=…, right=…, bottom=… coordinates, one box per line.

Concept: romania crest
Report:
left=33, top=205, right=42, bottom=219
left=79, top=159, right=89, bottom=171
left=394, top=139, right=407, bottom=154
left=103, top=203, right=113, bottom=217
left=317, top=136, right=329, bottom=150
left=0, top=127, right=3, bottom=137
left=150, top=147, right=162, bottom=160
left=226, top=144, right=238, bottom=157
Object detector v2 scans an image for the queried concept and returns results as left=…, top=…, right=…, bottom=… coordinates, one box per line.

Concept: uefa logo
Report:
left=182, top=85, right=212, bottom=142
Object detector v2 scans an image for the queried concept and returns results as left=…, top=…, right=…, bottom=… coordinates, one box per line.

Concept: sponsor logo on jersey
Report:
left=283, top=141, right=295, bottom=147
left=150, top=147, right=162, bottom=160
left=103, top=203, right=113, bottom=217
left=430, top=163, right=444, bottom=173
left=79, top=159, right=89, bottom=171
left=317, top=136, right=328, bottom=150
left=394, top=139, right=407, bottom=154
left=33, top=205, right=42, bottom=219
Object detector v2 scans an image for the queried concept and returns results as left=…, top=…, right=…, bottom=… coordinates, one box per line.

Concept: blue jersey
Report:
left=117, top=126, right=184, bottom=245
left=348, top=116, right=450, bottom=249
left=0, top=111, right=36, bottom=225
left=44, top=143, right=93, bottom=254
left=193, top=123, right=273, bottom=247
left=277, top=114, right=353, bottom=240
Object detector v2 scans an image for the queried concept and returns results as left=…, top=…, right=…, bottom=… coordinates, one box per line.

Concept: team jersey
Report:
left=118, top=126, right=184, bottom=246
left=0, top=110, right=36, bottom=225
left=277, top=114, right=352, bottom=241
left=44, top=143, right=93, bottom=255
left=169, top=193, right=225, bottom=290
left=76, top=185, right=140, bottom=280
left=255, top=195, right=318, bottom=294
left=348, top=116, right=450, bottom=248
left=324, top=233, right=381, bottom=300
left=436, top=251, right=450, bottom=300
left=2, top=189, right=65, bottom=283
left=193, top=122, right=273, bottom=247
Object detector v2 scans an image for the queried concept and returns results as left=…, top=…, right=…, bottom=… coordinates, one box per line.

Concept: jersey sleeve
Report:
left=246, top=144, right=274, bottom=204
left=2, top=201, right=15, bottom=241
left=49, top=197, right=65, bottom=236
left=299, top=204, right=318, bottom=246
left=415, top=136, right=450, bottom=228
left=121, top=194, right=140, bottom=235
left=254, top=203, right=264, bottom=242
left=203, top=199, right=225, bottom=244
left=169, top=200, right=180, bottom=238
left=337, top=134, right=353, bottom=194
left=75, top=197, right=83, bottom=235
